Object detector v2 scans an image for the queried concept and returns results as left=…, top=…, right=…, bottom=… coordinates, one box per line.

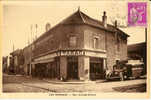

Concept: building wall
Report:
left=83, top=25, right=127, bottom=70
left=33, top=24, right=84, bottom=58
left=83, top=24, right=116, bottom=70
left=106, top=32, right=116, bottom=70
left=119, top=39, right=127, bottom=61
left=83, top=25, right=106, bottom=51
left=23, top=45, right=32, bottom=75
left=59, top=24, right=84, bottom=49
left=33, top=26, right=59, bottom=58
left=106, top=32, right=127, bottom=70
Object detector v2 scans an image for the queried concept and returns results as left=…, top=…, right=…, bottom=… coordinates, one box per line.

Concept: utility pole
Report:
left=30, top=24, right=33, bottom=76
left=29, top=24, right=38, bottom=76
left=78, top=6, right=80, bottom=11
left=28, top=37, right=30, bottom=46
left=13, top=44, right=15, bottom=52
left=35, top=24, right=38, bottom=40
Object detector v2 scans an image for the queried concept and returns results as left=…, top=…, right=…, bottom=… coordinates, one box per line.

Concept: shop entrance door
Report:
left=90, top=57, right=104, bottom=80
left=67, top=57, right=78, bottom=80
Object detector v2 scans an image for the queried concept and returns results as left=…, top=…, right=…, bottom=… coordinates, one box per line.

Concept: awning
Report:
left=32, top=58, right=54, bottom=64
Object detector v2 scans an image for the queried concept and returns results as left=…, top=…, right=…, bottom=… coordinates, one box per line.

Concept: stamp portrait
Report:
left=128, top=2, right=147, bottom=26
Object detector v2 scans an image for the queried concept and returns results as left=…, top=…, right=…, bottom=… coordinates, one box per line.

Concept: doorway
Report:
left=67, top=56, right=78, bottom=80
left=90, top=57, right=104, bottom=80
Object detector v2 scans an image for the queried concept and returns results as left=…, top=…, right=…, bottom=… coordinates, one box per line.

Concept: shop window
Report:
left=69, top=36, right=77, bottom=47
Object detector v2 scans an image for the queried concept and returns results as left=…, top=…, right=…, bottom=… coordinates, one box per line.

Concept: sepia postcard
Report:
left=0, top=0, right=150, bottom=99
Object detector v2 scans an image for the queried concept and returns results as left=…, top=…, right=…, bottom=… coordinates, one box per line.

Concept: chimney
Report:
left=115, top=20, right=117, bottom=28
left=102, top=11, right=107, bottom=28
left=46, top=22, right=51, bottom=32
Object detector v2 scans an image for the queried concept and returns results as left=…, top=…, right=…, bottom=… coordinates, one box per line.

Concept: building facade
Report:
left=22, top=45, right=32, bottom=75
left=2, top=56, right=8, bottom=73
left=10, top=49, right=24, bottom=74
left=24, top=10, right=129, bottom=81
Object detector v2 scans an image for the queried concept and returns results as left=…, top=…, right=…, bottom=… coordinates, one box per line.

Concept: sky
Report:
left=2, top=1, right=146, bottom=56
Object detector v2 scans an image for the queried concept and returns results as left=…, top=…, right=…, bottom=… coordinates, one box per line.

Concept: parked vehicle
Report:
left=106, top=60, right=144, bottom=81
left=126, top=60, right=144, bottom=79
left=106, top=61, right=127, bottom=81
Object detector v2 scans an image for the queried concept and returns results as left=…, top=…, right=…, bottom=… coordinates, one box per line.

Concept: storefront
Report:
left=90, top=57, right=104, bottom=80
left=32, top=50, right=106, bottom=81
left=32, top=57, right=60, bottom=79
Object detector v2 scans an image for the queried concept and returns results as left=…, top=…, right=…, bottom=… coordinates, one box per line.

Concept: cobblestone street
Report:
left=3, top=74, right=146, bottom=93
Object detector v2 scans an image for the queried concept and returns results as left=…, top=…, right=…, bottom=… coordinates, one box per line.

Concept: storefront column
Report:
left=103, top=59, right=107, bottom=71
left=78, top=56, right=84, bottom=80
left=78, top=56, right=90, bottom=81
left=60, top=56, right=67, bottom=80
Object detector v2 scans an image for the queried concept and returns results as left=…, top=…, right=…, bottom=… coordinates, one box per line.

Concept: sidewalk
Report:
left=3, top=73, right=146, bottom=92
left=21, top=78, right=146, bottom=92
left=42, top=78, right=107, bottom=84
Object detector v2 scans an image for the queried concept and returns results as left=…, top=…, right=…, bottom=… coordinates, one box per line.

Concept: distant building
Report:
left=10, top=49, right=24, bottom=74
left=2, top=56, right=8, bottom=73
left=128, top=42, right=146, bottom=74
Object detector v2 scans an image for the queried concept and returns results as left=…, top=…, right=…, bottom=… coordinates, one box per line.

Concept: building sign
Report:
left=60, top=50, right=85, bottom=56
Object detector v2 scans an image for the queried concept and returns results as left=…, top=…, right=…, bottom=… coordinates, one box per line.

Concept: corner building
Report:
left=31, top=10, right=129, bottom=81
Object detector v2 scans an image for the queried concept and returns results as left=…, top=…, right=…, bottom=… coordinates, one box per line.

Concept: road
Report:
left=3, top=74, right=146, bottom=93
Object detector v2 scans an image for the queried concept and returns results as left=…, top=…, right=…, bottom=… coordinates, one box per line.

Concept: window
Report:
left=93, top=37, right=99, bottom=49
left=69, top=36, right=77, bottom=47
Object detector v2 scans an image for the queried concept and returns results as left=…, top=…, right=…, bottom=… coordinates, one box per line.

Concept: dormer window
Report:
left=69, top=36, right=77, bottom=47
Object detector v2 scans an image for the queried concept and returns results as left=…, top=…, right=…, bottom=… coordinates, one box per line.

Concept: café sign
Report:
left=60, top=50, right=85, bottom=56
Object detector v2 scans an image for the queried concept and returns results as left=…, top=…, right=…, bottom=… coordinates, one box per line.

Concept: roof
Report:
left=128, top=42, right=146, bottom=52
left=10, top=49, right=22, bottom=56
left=60, top=10, right=129, bottom=36
left=34, top=9, right=129, bottom=43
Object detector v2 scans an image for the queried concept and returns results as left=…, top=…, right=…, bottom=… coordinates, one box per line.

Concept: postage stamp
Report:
left=128, top=2, right=147, bottom=26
